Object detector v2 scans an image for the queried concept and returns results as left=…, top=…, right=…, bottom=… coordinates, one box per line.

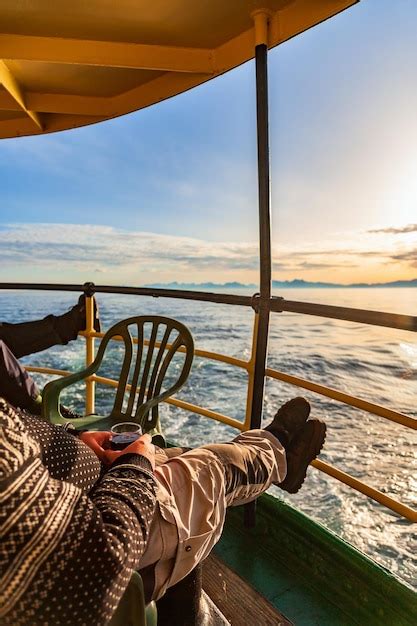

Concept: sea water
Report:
left=1, top=288, right=415, bottom=589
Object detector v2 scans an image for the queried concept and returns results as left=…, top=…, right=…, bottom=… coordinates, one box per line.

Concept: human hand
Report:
left=79, top=431, right=155, bottom=469
left=79, top=430, right=112, bottom=459
left=101, top=434, right=155, bottom=469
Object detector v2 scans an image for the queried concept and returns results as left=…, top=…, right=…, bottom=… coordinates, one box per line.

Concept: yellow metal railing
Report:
left=27, top=295, right=417, bottom=524
left=85, top=295, right=96, bottom=415
left=265, top=369, right=416, bottom=431
left=312, top=459, right=417, bottom=522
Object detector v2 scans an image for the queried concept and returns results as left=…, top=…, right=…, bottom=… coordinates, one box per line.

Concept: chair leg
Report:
left=156, top=565, right=202, bottom=626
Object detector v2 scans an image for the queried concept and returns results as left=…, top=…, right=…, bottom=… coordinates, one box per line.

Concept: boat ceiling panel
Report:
left=0, top=109, right=26, bottom=121
left=5, top=60, right=162, bottom=98
left=0, top=1, right=295, bottom=46
left=0, top=0, right=359, bottom=139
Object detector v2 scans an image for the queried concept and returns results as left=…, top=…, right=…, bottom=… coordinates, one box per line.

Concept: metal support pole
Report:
left=251, top=42, right=271, bottom=426
left=244, top=40, right=272, bottom=528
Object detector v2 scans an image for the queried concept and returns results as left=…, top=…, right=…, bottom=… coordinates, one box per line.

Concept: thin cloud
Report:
left=368, top=224, right=417, bottom=235
left=389, top=249, right=417, bottom=267
left=0, top=223, right=259, bottom=273
left=272, top=260, right=356, bottom=272
left=283, top=249, right=386, bottom=259
left=1, top=223, right=416, bottom=280
left=297, top=261, right=357, bottom=270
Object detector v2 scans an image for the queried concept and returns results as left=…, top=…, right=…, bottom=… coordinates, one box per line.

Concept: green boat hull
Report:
left=215, top=494, right=416, bottom=625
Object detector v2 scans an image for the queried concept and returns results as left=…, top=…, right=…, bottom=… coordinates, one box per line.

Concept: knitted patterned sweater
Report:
left=0, top=399, right=157, bottom=625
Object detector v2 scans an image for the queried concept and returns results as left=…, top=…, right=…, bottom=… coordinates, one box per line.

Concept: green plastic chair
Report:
left=42, top=315, right=194, bottom=442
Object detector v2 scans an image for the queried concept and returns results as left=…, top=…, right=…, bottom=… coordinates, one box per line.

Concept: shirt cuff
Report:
left=109, top=452, right=154, bottom=474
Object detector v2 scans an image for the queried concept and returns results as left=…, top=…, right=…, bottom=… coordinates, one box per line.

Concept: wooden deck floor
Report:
left=202, top=553, right=293, bottom=626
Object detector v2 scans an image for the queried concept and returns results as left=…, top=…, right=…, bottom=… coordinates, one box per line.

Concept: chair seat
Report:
left=63, top=413, right=118, bottom=431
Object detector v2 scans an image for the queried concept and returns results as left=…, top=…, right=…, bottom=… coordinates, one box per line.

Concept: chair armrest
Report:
left=41, top=362, right=98, bottom=425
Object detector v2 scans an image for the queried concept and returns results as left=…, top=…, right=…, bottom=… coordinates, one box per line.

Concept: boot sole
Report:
left=279, top=419, right=326, bottom=494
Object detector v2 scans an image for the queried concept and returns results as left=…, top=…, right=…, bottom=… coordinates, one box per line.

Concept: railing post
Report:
left=85, top=295, right=95, bottom=415
left=244, top=9, right=273, bottom=528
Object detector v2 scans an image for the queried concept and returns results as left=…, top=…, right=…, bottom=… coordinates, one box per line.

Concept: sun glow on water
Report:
left=399, top=343, right=417, bottom=369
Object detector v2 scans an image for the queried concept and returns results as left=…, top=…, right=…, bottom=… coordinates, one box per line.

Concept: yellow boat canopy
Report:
left=0, top=0, right=357, bottom=139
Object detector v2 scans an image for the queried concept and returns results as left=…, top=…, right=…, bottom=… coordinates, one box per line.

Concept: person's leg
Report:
left=144, top=398, right=325, bottom=600
left=0, top=340, right=42, bottom=413
left=0, top=315, right=71, bottom=358
left=154, top=397, right=313, bottom=500
left=0, top=295, right=100, bottom=358
left=145, top=430, right=286, bottom=600
left=154, top=446, right=192, bottom=466
left=202, top=430, right=286, bottom=504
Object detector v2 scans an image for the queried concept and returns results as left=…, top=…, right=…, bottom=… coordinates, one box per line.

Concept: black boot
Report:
left=53, top=295, right=101, bottom=343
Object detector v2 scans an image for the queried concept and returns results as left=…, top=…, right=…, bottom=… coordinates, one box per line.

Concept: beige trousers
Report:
left=139, top=430, right=286, bottom=600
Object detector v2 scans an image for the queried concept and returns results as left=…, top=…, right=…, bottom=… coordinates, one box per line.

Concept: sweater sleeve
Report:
left=0, top=398, right=157, bottom=626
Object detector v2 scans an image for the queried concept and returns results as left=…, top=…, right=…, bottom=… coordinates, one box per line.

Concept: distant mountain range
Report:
left=145, top=278, right=417, bottom=289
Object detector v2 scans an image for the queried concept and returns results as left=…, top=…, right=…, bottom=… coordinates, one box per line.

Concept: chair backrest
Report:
left=93, top=316, right=194, bottom=430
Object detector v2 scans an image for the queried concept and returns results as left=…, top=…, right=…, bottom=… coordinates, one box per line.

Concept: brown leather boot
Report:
left=278, top=418, right=326, bottom=493
left=264, top=397, right=311, bottom=448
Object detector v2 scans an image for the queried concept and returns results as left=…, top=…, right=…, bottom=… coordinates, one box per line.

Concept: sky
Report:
left=0, top=0, right=416, bottom=286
